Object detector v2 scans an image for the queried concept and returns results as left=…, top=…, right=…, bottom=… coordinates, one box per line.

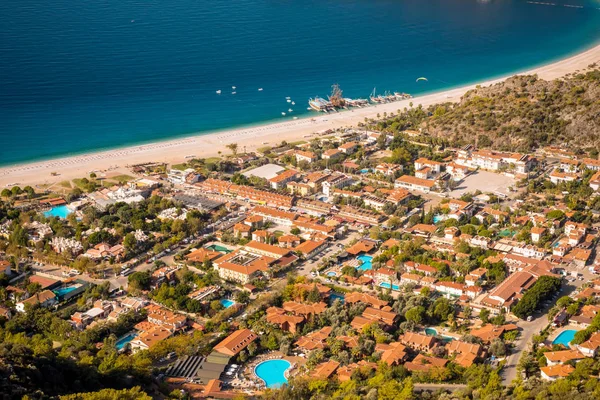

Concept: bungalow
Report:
left=295, top=326, right=332, bottom=351
left=295, top=150, right=317, bottom=163
left=549, top=169, right=578, bottom=185
left=469, top=324, right=518, bottom=344
left=446, top=340, right=482, bottom=368
left=16, top=290, right=57, bottom=313
left=435, top=281, right=467, bottom=297
left=376, top=342, right=408, bottom=366
left=400, top=331, right=436, bottom=352
left=375, top=163, right=403, bottom=176
left=344, top=292, right=389, bottom=309
left=531, top=227, right=546, bottom=243
left=338, top=141, right=358, bottom=154
left=583, top=157, right=600, bottom=171
left=589, top=171, right=600, bottom=191
left=266, top=307, right=304, bottom=334
left=294, top=239, right=327, bottom=259
left=405, top=354, right=448, bottom=373
left=311, top=360, right=340, bottom=379
left=233, top=223, right=252, bottom=238
left=446, top=162, right=470, bottom=181
left=540, top=364, right=575, bottom=381
left=576, top=332, right=600, bottom=357
left=544, top=349, right=585, bottom=366
left=278, top=234, right=301, bottom=248
left=414, top=158, right=442, bottom=175
left=322, top=148, right=343, bottom=160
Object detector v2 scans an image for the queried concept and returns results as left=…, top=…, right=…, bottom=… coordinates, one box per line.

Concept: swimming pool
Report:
left=326, top=271, right=337, bottom=277
left=379, top=282, right=400, bottom=291
left=255, top=359, right=291, bottom=388
left=115, top=333, right=137, bottom=350
left=552, top=330, right=577, bottom=347
left=356, top=255, right=373, bottom=271
left=44, top=205, right=72, bottom=219
left=433, top=215, right=444, bottom=224
left=329, top=293, right=345, bottom=304
left=220, top=299, right=235, bottom=308
left=206, top=244, right=232, bottom=254
left=52, top=285, right=79, bottom=299
left=425, top=328, right=438, bottom=336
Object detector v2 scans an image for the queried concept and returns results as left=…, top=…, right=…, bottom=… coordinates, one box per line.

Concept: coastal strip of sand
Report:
left=1, top=44, right=599, bottom=188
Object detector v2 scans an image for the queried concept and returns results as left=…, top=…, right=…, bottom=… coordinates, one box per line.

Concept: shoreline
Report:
left=2, top=43, right=600, bottom=188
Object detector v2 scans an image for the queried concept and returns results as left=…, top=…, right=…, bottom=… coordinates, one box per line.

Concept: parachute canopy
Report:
left=416, top=77, right=428, bottom=82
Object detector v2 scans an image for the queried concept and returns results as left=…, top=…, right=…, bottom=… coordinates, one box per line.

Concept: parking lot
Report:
left=449, top=171, right=516, bottom=198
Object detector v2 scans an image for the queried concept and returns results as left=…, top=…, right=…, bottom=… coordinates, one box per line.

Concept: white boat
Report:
left=287, top=99, right=291, bottom=103
left=285, top=96, right=291, bottom=99
left=281, top=112, right=286, bottom=116
left=216, top=90, right=222, bottom=94
left=291, top=101, right=295, bottom=105
left=232, top=86, right=236, bottom=90
left=258, top=88, right=263, bottom=91
left=293, top=117, right=298, bottom=120
left=232, top=91, right=236, bottom=95
left=288, top=108, right=293, bottom=112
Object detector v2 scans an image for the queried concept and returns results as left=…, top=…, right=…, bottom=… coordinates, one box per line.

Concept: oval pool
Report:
left=255, top=359, right=291, bottom=388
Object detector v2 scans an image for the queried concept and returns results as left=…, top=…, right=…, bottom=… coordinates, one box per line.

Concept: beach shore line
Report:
left=2, top=44, right=600, bottom=188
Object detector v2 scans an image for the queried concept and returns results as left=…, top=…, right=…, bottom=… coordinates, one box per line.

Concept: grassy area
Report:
left=257, top=146, right=271, bottom=153
left=204, top=157, right=221, bottom=164
left=59, top=181, right=72, bottom=189
left=108, top=174, right=134, bottom=183
left=71, top=179, right=86, bottom=189
left=171, top=163, right=188, bottom=171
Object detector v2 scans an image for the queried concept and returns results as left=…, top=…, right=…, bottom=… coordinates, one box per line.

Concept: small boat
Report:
left=287, top=99, right=291, bottom=103
left=293, top=117, right=298, bottom=120
left=232, top=91, right=236, bottom=95
left=216, top=90, right=222, bottom=94
left=288, top=108, right=293, bottom=112
left=232, top=86, right=236, bottom=90
left=281, top=112, right=286, bottom=116
left=291, top=101, right=295, bottom=105
left=258, top=88, right=263, bottom=91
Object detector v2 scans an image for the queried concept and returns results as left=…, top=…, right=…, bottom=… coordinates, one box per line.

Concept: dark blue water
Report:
left=1, top=0, right=600, bottom=165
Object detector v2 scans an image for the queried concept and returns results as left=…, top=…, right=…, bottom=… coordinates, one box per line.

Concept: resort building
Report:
left=394, top=175, right=436, bottom=193
left=213, top=329, right=258, bottom=356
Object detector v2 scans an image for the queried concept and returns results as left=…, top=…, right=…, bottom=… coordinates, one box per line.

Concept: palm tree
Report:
left=226, top=143, right=239, bottom=156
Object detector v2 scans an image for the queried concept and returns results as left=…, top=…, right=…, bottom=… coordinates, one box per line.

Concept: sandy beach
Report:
left=2, top=44, right=600, bottom=188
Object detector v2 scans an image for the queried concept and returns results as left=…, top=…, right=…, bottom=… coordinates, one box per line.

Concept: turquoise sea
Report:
left=1, top=0, right=600, bottom=165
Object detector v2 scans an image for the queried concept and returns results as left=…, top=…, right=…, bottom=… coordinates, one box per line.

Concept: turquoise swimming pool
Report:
left=356, top=255, right=373, bottom=271
left=44, top=205, right=71, bottom=219
left=379, top=282, right=400, bottom=291
left=425, top=328, right=438, bottom=336
left=433, top=215, right=444, bottom=223
left=327, top=271, right=337, bottom=277
left=206, top=244, right=232, bottom=254
left=115, top=333, right=137, bottom=350
left=52, top=285, right=79, bottom=299
left=255, top=359, right=291, bottom=388
left=220, top=299, right=235, bottom=308
left=553, top=330, right=577, bottom=347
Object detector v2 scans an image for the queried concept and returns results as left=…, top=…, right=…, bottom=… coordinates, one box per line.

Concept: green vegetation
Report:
left=512, top=276, right=561, bottom=319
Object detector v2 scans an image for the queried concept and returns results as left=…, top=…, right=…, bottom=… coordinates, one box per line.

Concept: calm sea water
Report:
left=1, top=0, right=600, bottom=165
